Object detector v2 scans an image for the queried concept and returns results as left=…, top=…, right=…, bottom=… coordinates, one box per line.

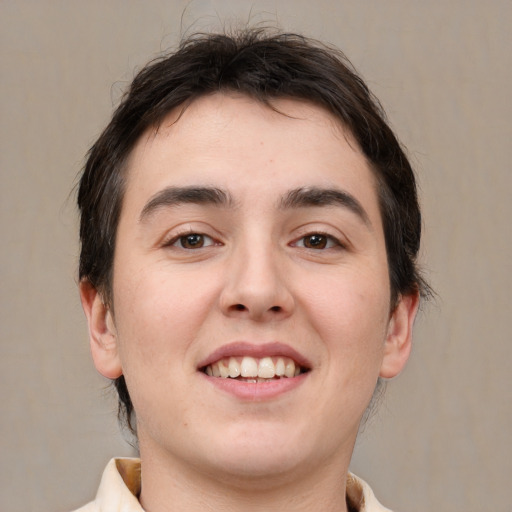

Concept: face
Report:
left=82, top=94, right=417, bottom=484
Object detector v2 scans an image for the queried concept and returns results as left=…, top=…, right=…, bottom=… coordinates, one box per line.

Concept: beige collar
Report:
left=75, top=457, right=392, bottom=512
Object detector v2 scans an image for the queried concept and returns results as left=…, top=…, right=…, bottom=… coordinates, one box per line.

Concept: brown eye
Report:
left=175, top=233, right=213, bottom=249
left=293, top=233, right=340, bottom=250
left=303, top=234, right=328, bottom=249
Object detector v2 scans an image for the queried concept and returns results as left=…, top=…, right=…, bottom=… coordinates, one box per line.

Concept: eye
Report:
left=294, top=233, right=339, bottom=250
left=171, top=233, right=216, bottom=249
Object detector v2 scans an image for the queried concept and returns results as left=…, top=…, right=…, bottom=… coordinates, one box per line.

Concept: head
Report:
left=78, top=29, right=427, bottom=437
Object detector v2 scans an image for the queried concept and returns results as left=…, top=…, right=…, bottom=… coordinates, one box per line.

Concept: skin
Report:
left=81, top=94, right=418, bottom=512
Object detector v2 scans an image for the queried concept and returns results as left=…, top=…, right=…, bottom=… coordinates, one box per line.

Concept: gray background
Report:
left=1, top=1, right=511, bottom=511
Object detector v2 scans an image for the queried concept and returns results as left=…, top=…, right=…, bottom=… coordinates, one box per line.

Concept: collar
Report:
left=82, top=457, right=392, bottom=512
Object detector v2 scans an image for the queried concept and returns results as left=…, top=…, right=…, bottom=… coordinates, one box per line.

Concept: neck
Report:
left=137, top=437, right=354, bottom=512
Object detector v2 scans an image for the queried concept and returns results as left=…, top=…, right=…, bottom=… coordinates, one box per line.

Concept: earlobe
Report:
left=79, top=280, right=123, bottom=379
left=379, top=292, right=420, bottom=379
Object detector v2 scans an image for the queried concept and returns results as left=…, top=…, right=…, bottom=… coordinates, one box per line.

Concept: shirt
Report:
left=72, top=458, right=392, bottom=512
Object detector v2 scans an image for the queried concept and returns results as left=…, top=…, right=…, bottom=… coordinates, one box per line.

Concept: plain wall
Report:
left=1, top=1, right=511, bottom=511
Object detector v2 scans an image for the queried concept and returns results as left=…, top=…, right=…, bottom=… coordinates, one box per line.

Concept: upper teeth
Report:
left=204, top=356, right=301, bottom=379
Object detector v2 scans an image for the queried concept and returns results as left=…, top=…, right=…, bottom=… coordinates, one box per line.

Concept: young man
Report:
left=76, top=30, right=427, bottom=512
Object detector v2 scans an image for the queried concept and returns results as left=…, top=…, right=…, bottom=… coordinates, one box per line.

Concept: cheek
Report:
left=110, top=266, right=220, bottom=430
left=111, top=264, right=219, bottom=372
left=302, top=266, right=390, bottom=362
left=295, top=270, right=391, bottom=435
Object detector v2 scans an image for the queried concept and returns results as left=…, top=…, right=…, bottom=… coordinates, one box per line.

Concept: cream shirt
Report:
left=72, top=458, right=392, bottom=512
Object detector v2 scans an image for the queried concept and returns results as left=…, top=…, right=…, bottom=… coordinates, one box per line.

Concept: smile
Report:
left=203, top=356, right=307, bottom=382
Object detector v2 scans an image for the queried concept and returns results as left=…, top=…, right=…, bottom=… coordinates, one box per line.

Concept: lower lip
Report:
left=200, top=373, right=308, bottom=400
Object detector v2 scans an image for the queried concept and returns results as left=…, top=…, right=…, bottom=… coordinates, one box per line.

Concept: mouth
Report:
left=201, top=355, right=309, bottom=383
left=198, top=342, right=311, bottom=384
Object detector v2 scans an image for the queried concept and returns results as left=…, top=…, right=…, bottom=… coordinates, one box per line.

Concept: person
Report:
left=75, top=28, right=428, bottom=512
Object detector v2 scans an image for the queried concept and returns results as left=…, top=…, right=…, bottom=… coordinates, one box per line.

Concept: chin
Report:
left=204, top=451, right=307, bottom=488
left=198, top=423, right=319, bottom=483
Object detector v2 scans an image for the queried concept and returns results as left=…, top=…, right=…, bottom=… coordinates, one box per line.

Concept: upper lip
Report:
left=197, top=342, right=312, bottom=370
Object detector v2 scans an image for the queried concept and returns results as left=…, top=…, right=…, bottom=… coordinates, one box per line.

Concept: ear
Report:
left=379, top=292, right=420, bottom=379
left=79, top=280, right=123, bottom=379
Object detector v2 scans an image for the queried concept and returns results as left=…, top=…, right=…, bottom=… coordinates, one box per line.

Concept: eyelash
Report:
left=163, top=230, right=344, bottom=252
left=292, top=232, right=344, bottom=250
left=164, top=231, right=218, bottom=250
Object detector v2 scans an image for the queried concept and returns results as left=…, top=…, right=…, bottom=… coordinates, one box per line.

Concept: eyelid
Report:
left=291, top=232, right=344, bottom=250
left=161, top=227, right=222, bottom=250
left=173, top=233, right=215, bottom=249
left=289, top=221, right=350, bottom=248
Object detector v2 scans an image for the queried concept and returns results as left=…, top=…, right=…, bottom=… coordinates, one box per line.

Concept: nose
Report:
left=219, top=242, right=295, bottom=322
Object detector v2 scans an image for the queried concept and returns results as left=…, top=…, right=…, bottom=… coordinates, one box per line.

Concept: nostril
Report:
left=226, top=303, right=286, bottom=316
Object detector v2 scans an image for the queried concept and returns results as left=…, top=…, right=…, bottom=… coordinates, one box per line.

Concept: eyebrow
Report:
left=139, top=185, right=371, bottom=227
left=279, top=187, right=371, bottom=226
left=139, top=186, right=234, bottom=221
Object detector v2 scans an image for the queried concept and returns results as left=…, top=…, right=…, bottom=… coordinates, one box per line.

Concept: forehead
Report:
left=122, top=93, right=381, bottom=223
left=131, top=94, right=350, bottom=164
